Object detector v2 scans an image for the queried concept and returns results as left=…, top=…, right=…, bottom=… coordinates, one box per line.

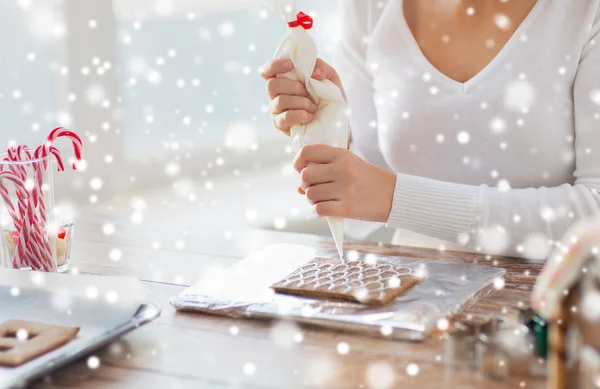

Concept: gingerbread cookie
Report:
left=0, top=320, right=80, bottom=367
left=271, top=257, right=421, bottom=305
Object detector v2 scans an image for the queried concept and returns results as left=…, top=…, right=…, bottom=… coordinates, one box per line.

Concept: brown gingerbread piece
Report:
left=0, top=320, right=80, bottom=367
left=271, top=257, right=421, bottom=305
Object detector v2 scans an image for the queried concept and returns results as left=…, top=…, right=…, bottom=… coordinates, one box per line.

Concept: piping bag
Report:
left=265, top=1, right=349, bottom=259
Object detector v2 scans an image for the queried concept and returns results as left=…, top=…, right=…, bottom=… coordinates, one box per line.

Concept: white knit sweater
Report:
left=335, top=0, right=600, bottom=259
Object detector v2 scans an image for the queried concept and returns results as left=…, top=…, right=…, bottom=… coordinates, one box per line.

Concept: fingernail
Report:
left=313, top=68, right=321, bottom=75
left=311, top=104, right=318, bottom=112
left=283, top=61, right=291, bottom=69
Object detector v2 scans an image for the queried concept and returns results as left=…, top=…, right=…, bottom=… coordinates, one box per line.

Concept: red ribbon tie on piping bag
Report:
left=288, top=11, right=313, bottom=29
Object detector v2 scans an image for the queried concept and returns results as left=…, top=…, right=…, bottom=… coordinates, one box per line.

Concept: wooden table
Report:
left=32, top=219, right=547, bottom=389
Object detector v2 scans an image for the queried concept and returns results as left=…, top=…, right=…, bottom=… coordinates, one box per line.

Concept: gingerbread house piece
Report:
left=532, top=218, right=600, bottom=389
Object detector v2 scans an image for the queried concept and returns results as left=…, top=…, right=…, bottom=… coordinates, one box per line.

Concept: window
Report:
left=1, top=0, right=342, bottom=233
left=0, top=0, right=66, bottom=148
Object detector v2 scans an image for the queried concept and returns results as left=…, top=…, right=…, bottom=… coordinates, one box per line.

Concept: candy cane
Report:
left=30, top=146, right=63, bottom=270
left=5, top=149, right=29, bottom=219
left=32, top=145, right=64, bottom=226
left=0, top=166, right=27, bottom=269
left=3, top=149, right=31, bottom=268
left=0, top=171, right=31, bottom=269
left=10, top=146, right=43, bottom=218
left=23, top=187, right=53, bottom=271
left=33, top=145, right=65, bottom=172
left=3, top=149, right=53, bottom=270
left=48, top=146, right=65, bottom=171
left=9, top=143, right=65, bottom=271
left=0, top=174, right=23, bottom=268
left=0, top=180, right=21, bottom=230
left=44, top=127, right=82, bottom=170
left=25, top=202, right=51, bottom=271
left=0, top=156, right=25, bottom=230
left=15, top=148, right=56, bottom=270
left=1, top=128, right=82, bottom=272
left=31, top=131, right=78, bottom=268
left=25, top=145, right=68, bottom=271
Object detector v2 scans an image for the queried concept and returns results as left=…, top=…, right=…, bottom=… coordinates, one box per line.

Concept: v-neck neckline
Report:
left=396, top=0, right=544, bottom=93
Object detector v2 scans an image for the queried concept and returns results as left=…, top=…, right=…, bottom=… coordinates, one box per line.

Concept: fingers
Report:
left=311, top=67, right=325, bottom=81
left=266, top=78, right=310, bottom=100
left=260, top=58, right=293, bottom=80
left=299, top=164, right=334, bottom=190
left=312, top=58, right=335, bottom=81
left=305, top=182, right=340, bottom=204
left=260, top=58, right=329, bottom=81
left=313, top=201, right=344, bottom=218
left=293, top=144, right=337, bottom=172
left=260, top=58, right=331, bottom=83
left=270, top=95, right=317, bottom=115
left=274, top=110, right=314, bottom=134
left=312, top=58, right=346, bottom=100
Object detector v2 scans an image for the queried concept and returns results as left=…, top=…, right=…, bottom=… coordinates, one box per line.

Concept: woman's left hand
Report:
left=293, top=144, right=396, bottom=223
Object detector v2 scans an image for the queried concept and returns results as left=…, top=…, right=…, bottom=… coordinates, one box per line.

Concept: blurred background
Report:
left=0, top=0, right=390, bottom=242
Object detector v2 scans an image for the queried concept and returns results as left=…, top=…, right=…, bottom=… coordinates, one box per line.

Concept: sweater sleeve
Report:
left=387, top=8, right=600, bottom=259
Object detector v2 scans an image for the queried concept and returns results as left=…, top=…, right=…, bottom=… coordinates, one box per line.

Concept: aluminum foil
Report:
left=171, top=244, right=505, bottom=341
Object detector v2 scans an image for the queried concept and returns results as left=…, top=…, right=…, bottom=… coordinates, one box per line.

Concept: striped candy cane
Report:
left=0, top=174, right=23, bottom=268
left=34, top=132, right=73, bottom=253
left=31, top=145, right=65, bottom=271
left=3, top=148, right=31, bottom=268
left=32, top=129, right=81, bottom=270
left=4, top=148, right=54, bottom=270
left=25, top=202, right=52, bottom=271
left=5, top=148, right=29, bottom=219
left=1, top=128, right=82, bottom=272
left=39, top=127, right=83, bottom=170
left=33, top=145, right=64, bottom=227
left=14, top=148, right=57, bottom=270
left=0, top=171, right=31, bottom=269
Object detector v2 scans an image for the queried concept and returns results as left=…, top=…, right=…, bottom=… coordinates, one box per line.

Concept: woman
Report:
left=261, top=0, right=600, bottom=259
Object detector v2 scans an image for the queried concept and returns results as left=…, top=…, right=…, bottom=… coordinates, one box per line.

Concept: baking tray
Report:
left=172, top=244, right=505, bottom=341
left=0, top=283, right=161, bottom=389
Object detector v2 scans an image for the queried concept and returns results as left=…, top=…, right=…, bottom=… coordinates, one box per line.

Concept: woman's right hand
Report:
left=260, top=58, right=345, bottom=136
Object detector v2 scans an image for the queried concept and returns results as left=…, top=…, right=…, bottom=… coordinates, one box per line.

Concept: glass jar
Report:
left=444, top=312, right=499, bottom=365
left=0, top=153, right=73, bottom=272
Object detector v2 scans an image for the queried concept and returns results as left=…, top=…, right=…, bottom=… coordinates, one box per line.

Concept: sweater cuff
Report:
left=386, top=173, right=479, bottom=244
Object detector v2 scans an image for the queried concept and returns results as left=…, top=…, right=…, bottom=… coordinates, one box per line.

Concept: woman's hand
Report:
left=260, top=58, right=345, bottom=136
left=293, top=144, right=396, bottom=223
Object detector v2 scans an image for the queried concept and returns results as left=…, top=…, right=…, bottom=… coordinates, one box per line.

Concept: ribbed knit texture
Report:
left=387, top=173, right=479, bottom=244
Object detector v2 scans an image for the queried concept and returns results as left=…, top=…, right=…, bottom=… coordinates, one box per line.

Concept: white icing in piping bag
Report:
left=327, top=217, right=345, bottom=260
left=265, top=2, right=349, bottom=259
